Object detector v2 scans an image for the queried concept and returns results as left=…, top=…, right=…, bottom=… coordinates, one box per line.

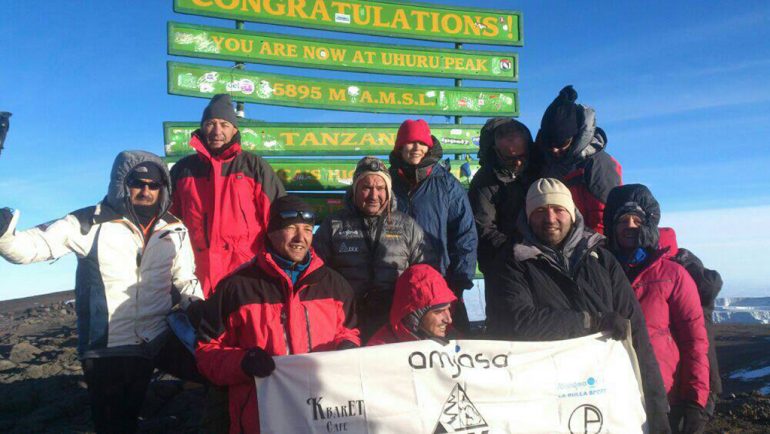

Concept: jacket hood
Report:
left=603, top=184, right=661, bottom=252
left=105, top=150, right=172, bottom=218
left=538, top=105, right=607, bottom=164
left=658, top=227, right=678, bottom=257
left=389, top=264, right=457, bottom=340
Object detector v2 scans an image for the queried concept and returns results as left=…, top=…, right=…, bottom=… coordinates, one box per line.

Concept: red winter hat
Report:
left=395, top=119, right=433, bottom=149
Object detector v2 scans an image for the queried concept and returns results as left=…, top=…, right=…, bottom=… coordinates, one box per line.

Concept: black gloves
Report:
left=593, top=312, right=629, bottom=340
left=0, top=208, right=13, bottom=237
left=241, top=347, right=275, bottom=378
left=682, top=404, right=706, bottom=434
left=670, top=402, right=706, bottom=434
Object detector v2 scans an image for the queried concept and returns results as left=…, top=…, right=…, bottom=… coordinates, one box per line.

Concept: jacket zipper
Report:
left=280, top=309, right=292, bottom=355
left=303, top=304, right=313, bottom=353
left=203, top=213, right=210, bottom=248
left=124, top=218, right=148, bottom=342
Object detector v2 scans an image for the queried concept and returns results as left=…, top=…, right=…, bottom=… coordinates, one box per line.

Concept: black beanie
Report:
left=201, top=94, right=238, bottom=127
left=268, top=195, right=316, bottom=232
left=129, top=162, right=164, bottom=183
left=540, top=85, right=580, bottom=147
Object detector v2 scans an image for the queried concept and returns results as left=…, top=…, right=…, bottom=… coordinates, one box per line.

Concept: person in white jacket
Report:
left=0, top=150, right=203, bottom=434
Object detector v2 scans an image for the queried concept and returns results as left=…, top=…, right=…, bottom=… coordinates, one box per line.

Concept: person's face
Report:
left=419, top=305, right=453, bottom=338
left=529, top=205, right=573, bottom=247
left=355, top=175, right=388, bottom=216
left=548, top=137, right=573, bottom=159
left=202, top=118, right=237, bottom=150
left=614, top=214, right=643, bottom=253
left=400, top=141, right=429, bottom=165
left=267, top=222, right=314, bottom=263
left=494, top=133, right=529, bottom=173
left=128, top=178, right=161, bottom=206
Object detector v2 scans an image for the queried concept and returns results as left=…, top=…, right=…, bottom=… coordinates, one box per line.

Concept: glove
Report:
left=593, top=312, right=629, bottom=341
left=681, top=402, right=706, bottom=434
left=650, top=411, right=673, bottom=434
left=241, top=347, right=275, bottom=378
left=337, top=340, right=359, bottom=350
left=0, top=208, right=14, bottom=237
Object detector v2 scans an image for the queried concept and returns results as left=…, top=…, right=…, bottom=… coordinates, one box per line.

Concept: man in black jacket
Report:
left=486, top=178, right=670, bottom=433
left=469, top=118, right=539, bottom=274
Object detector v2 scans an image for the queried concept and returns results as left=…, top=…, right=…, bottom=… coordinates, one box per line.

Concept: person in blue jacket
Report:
left=388, top=119, right=478, bottom=333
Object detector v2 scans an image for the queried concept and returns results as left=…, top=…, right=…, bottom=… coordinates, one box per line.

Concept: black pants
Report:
left=82, top=334, right=203, bottom=434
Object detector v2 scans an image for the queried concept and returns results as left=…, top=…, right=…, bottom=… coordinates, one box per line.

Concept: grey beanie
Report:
left=201, top=94, right=238, bottom=127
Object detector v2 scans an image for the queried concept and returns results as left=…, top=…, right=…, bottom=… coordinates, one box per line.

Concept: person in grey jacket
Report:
left=0, top=150, right=203, bottom=434
left=313, top=156, right=433, bottom=341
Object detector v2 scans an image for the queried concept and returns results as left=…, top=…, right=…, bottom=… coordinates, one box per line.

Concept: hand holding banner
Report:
left=256, top=335, right=647, bottom=433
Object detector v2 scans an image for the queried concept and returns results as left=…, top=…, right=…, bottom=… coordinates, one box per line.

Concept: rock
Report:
left=9, top=342, right=42, bottom=363
left=0, top=359, right=16, bottom=371
left=25, top=365, right=45, bottom=379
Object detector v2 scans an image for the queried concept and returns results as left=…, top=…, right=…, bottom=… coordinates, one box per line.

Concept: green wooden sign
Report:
left=174, top=0, right=523, bottom=46
left=166, top=157, right=479, bottom=191
left=269, top=158, right=479, bottom=190
left=168, top=62, right=518, bottom=116
left=164, top=121, right=483, bottom=156
left=298, top=193, right=346, bottom=222
left=166, top=156, right=478, bottom=190
left=168, top=22, right=517, bottom=81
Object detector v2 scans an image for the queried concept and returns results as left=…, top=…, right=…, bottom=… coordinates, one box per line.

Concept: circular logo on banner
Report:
left=568, top=404, right=603, bottom=434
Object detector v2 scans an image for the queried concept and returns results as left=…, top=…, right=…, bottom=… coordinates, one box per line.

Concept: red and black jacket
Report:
left=195, top=243, right=360, bottom=433
left=539, top=107, right=621, bottom=234
left=170, top=131, right=285, bottom=297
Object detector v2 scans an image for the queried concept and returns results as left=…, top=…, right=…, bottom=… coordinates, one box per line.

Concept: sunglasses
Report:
left=278, top=210, right=316, bottom=222
left=128, top=179, right=162, bottom=190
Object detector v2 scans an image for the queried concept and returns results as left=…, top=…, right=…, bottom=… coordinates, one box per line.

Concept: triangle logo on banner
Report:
left=432, top=383, right=489, bottom=434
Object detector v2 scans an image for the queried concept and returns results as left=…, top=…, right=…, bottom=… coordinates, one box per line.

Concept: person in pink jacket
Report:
left=604, top=184, right=710, bottom=434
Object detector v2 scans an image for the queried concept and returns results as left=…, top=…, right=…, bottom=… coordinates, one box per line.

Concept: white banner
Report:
left=257, top=334, right=647, bottom=433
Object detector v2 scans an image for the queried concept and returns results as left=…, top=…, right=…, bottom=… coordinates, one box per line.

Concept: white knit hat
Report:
left=525, top=178, right=576, bottom=222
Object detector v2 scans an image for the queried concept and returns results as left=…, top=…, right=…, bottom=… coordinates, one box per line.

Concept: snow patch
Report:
left=713, top=297, right=770, bottom=324
left=730, top=366, right=770, bottom=381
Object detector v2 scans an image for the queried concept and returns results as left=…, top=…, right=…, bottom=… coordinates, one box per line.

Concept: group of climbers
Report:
left=0, top=87, right=722, bottom=434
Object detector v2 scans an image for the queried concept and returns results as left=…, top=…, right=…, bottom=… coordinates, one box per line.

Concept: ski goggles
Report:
left=278, top=210, right=316, bottom=223
left=357, top=158, right=388, bottom=173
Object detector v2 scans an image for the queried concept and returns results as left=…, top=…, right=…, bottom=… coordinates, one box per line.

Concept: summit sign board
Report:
left=169, top=62, right=518, bottom=116
left=168, top=22, right=518, bottom=81
left=174, top=0, right=523, bottom=46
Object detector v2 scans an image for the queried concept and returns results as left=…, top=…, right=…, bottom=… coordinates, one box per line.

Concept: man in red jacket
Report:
left=195, top=195, right=360, bottom=434
left=171, top=94, right=285, bottom=298
left=368, top=264, right=457, bottom=346
left=536, top=85, right=621, bottom=234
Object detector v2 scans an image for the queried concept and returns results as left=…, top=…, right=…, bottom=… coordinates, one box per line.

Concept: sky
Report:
left=1, top=0, right=769, bottom=301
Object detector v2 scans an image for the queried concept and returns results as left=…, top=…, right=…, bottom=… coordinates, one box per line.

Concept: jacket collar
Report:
left=255, top=238, right=325, bottom=289
left=190, top=129, right=242, bottom=162
left=513, top=211, right=605, bottom=274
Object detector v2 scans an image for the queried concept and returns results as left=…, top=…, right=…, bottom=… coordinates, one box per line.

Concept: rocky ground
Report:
left=0, top=291, right=768, bottom=433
